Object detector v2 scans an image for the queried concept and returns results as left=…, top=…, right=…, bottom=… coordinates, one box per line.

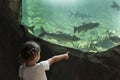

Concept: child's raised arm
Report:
left=48, top=51, right=70, bottom=66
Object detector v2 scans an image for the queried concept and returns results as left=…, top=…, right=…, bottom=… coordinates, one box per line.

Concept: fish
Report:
left=74, top=22, right=100, bottom=33
left=27, top=26, right=35, bottom=32
left=109, top=35, right=120, bottom=43
left=111, top=1, right=120, bottom=10
left=21, top=24, right=35, bottom=33
left=20, top=24, right=35, bottom=33
left=39, top=27, right=80, bottom=42
left=69, top=10, right=92, bottom=18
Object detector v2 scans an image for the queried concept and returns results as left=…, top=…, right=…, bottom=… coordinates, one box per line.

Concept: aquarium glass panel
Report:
left=22, top=0, right=120, bottom=52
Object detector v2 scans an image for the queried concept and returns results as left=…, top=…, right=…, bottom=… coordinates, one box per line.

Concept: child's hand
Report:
left=63, top=51, right=70, bottom=60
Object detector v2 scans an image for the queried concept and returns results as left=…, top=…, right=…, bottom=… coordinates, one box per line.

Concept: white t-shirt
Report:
left=19, top=61, right=50, bottom=80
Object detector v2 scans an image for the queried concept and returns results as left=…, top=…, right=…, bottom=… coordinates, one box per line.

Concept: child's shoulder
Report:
left=19, top=64, right=25, bottom=70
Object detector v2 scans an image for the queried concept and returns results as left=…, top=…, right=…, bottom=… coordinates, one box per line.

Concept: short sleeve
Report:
left=40, top=61, right=50, bottom=70
left=19, top=65, right=23, bottom=77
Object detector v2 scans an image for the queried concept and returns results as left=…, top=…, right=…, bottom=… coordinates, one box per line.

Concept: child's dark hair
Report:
left=20, top=41, right=41, bottom=62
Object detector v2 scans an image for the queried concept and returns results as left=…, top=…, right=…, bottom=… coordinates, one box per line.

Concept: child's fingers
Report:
left=64, top=52, right=70, bottom=60
left=65, top=51, right=70, bottom=54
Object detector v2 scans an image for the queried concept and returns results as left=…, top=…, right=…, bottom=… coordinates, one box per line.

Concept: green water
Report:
left=22, top=0, right=120, bottom=52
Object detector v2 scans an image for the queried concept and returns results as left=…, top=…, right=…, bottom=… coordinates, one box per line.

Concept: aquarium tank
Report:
left=22, top=0, right=120, bottom=52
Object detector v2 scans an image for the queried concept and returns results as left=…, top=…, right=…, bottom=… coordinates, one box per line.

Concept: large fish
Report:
left=111, top=1, right=120, bottom=10
left=74, top=22, right=100, bottom=33
left=39, top=27, right=80, bottom=42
